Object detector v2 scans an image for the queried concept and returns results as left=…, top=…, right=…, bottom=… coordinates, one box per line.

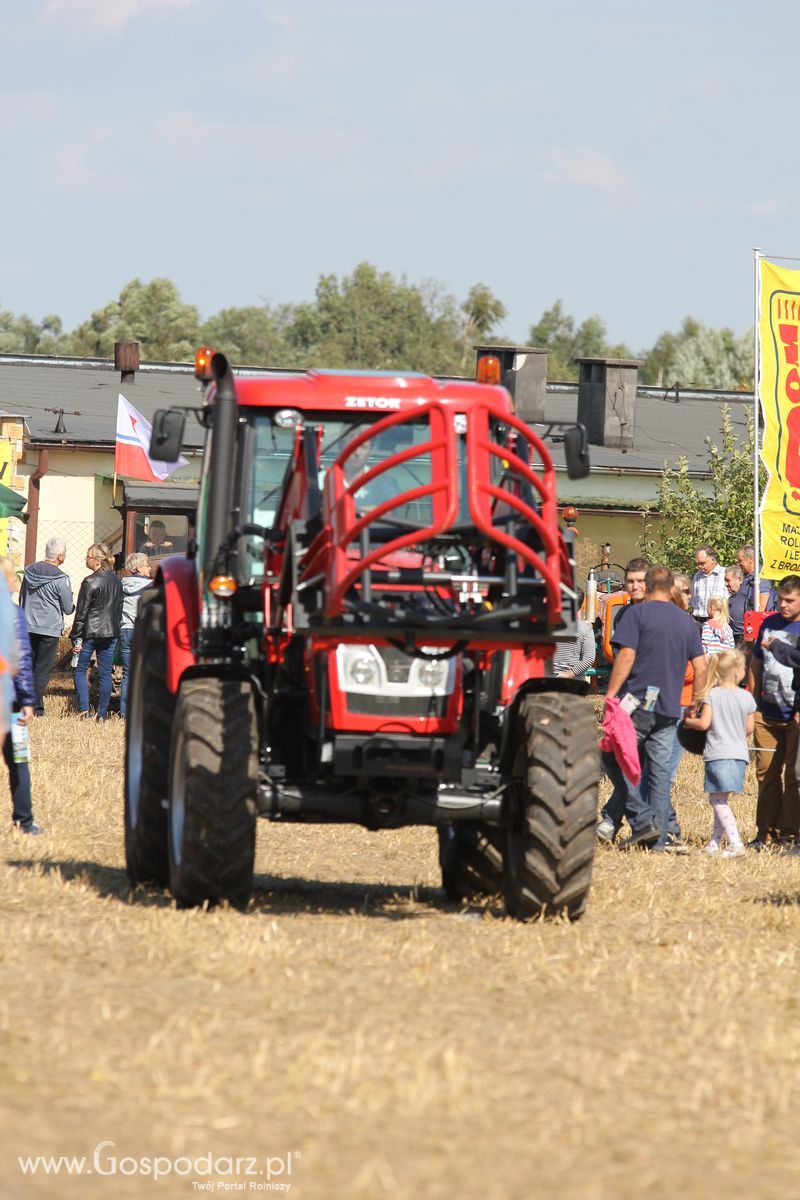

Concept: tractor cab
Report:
left=113, top=482, right=198, bottom=572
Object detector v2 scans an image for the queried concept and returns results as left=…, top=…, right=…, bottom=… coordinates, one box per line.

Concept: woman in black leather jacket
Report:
left=71, top=543, right=123, bottom=720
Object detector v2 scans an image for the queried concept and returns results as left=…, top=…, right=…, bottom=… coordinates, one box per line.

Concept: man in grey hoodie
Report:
left=20, top=537, right=74, bottom=716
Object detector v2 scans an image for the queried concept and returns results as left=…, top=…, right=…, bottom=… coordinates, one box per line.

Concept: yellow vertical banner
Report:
left=759, top=258, right=800, bottom=576
left=0, top=440, right=14, bottom=555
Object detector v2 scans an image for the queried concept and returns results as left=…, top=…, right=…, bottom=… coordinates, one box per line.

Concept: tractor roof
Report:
left=231, top=371, right=511, bottom=414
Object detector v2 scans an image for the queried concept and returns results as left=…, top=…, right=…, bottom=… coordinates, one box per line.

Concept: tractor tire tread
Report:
left=169, top=678, right=257, bottom=909
left=124, top=595, right=174, bottom=887
left=504, top=692, right=600, bottom=921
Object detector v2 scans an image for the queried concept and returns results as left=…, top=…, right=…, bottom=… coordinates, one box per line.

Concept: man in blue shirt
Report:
left=749, top=575, right=800, bottom=848
left=606, top=565, right=706, bottom=849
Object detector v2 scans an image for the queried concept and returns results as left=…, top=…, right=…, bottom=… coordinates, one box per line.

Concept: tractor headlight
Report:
left=346, top=649, right=379, bottom=687
left=418, top=658, right=446, bottom=688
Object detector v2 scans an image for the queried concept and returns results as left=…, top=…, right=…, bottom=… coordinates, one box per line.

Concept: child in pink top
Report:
left=702, top=595, right=735, bottom=656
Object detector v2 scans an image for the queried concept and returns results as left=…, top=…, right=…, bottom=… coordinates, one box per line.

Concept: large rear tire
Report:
left=503, top=692, right=599, bottom=921
left=124, top=591, right=174, bottom=887
left=438, top=823, right=504, bottom=901
left=167, top=678, right=258, bottom=909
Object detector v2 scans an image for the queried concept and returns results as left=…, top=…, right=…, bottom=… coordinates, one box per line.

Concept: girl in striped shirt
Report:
left=702, top=595, right=735, bottom=656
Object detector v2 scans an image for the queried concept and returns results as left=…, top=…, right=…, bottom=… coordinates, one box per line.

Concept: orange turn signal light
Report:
left=476, top=354, right=501, bottom=385
left=195, top=345, right=217, bottom=380
left=208, top=574, right=238, bottom=598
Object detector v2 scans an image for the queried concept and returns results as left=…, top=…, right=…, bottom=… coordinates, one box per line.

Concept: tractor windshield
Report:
left=242, top=410, right=470, bottom=581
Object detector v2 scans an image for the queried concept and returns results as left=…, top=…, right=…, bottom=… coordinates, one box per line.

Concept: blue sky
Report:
left=1, top=0, right=796, bottom=352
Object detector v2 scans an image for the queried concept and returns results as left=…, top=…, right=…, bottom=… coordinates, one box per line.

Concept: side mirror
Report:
left=564, top=423, right=590, bottom=480
left=150, top=409, right=186, bottom=463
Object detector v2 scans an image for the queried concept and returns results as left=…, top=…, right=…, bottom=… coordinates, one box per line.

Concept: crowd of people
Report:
left=0, top=536, right=154, bottom=835
left=591, top=543, right=800, bottom=855
left=2, top=524, right=798, bottom=861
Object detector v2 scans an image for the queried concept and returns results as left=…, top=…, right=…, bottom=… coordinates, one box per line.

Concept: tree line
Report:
left=0, top=265, right=754, bottom=388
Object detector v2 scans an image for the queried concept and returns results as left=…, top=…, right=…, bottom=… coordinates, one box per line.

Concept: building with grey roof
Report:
left=0, top=347, right=755, bottom=588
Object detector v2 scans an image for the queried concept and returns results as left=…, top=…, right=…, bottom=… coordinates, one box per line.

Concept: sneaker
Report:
left=703, top=841, right=720, bottom=856
left=596, top=819, right=616, bottom=844
left=619, top=825, right=659, bottom=850
left=786, top=839, right=800, bottom=857
left=721, top=845, right=745, bottom=858
left=747, top=837, right=772, bottom=852
left=15, top=823, right=45, bottom=836
left=664, top=836, right=691, bottom=855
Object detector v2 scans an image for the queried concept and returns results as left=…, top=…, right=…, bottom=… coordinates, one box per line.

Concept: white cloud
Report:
left=49, top=123, right=137, bottom=197
left=0, top=89, right=63, bottom=132
left=154, top=110, right=368, bottom=166
left=41, top=0, right=198, bottom=34
left=539, top=149, right=638, bottom=198
left=744, top=197, right=789, bottom=217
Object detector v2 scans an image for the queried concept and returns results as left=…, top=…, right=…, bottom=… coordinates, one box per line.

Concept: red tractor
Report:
left=124, top=351, right=600, bottom=919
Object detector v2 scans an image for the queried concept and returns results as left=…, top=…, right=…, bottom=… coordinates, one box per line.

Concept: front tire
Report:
left=503, top=692, right=599, bottom=921
left=124, top=591, right=174, bottom=887
left=438, top=823, right=504, bottom=901
left=167, top=678, right=258, bottom=908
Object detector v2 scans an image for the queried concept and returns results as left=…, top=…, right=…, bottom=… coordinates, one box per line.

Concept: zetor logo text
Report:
left=344, top=396, right=402, bottom=409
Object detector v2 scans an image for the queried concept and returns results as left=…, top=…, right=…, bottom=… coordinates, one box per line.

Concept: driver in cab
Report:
left=139, top=519, right=174, bottom=556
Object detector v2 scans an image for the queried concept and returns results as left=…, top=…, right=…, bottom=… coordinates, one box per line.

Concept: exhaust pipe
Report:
left=202, top=353, right=239, bottom=585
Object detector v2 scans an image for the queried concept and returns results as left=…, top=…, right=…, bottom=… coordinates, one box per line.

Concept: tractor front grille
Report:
left=345, top=693, right=448, bottom=718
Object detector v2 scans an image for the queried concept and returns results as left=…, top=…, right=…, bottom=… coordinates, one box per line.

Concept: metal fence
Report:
left=31, top=517, right=122, bottom=630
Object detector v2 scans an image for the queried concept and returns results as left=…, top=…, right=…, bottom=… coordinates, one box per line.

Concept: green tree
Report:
left=0, top=308, right=73, bottom=354
left=199, top=304, right=290, bottom=367
left=641, top=405, right=762, bottom=571
left=283, top=262, right=468, bottom=375
left=69, top=277, right=200, bottom=361
left=639, top=317, right=700, bottom=385
left=459, top=283, right=508, bottom=369
left=528, top=300, right=632, bottom=380
left=671, top=323, right=753, bottom=389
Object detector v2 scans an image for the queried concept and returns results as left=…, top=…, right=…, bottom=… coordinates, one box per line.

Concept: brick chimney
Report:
left=115, top=340, right=140, bottom=385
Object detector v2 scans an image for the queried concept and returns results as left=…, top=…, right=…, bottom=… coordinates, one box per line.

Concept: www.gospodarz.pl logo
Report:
left=17, top=1141, right=300, bottom=1190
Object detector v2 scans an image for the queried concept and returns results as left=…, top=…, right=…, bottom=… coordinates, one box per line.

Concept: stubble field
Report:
left=2, top=678, right=800, bottom=1200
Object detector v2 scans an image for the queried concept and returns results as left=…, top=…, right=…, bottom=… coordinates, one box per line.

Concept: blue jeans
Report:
left=74, top=637, right=118, bottom=719
left=639, top=725, right=684, bottom=838
left=601, top=750, right=655, bottom=835
left=627, top=711, right=679, bottom=847
left=5, top=721, right=32, bottom=828
left=118, top=628, right=134, bottom=717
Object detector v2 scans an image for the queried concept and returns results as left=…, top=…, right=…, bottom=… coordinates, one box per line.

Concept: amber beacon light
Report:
left=208, top=574, right=238, bottom=598
left=476, top=354, right=502, bottom=385
left=194, top=345, right=217, bottom=380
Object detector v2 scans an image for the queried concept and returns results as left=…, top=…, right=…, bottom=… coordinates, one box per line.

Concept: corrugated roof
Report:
left=0, top=359, right=207, bottom=447
left=0, top=355, right=755, bottom=477
left=543, top=388, right=753, bottom=474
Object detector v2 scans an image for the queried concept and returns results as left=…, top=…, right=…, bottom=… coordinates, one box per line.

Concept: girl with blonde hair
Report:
left=683, top=648, right=755, bottom=855
left=702, top=594, right=735, bottom=656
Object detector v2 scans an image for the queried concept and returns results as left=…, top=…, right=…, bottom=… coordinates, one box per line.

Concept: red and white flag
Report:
left=115, top=393, right=187, bottom=482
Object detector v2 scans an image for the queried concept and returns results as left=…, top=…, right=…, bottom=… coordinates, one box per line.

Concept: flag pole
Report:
left=753, top=247, right=762, bottom=608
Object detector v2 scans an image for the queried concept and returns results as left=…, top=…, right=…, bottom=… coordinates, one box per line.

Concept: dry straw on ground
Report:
left=2, top=678, right=800, bottom=1198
